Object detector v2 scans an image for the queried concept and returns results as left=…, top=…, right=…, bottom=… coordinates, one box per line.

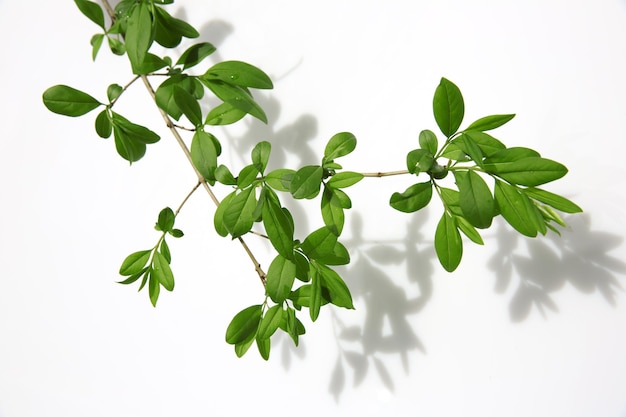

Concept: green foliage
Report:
left=44, top=0, right=582, bottom=360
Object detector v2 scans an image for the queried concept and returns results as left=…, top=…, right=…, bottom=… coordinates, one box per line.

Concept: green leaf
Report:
left=484, top=157, right=568, bottom=186
left=265, top=169, right=295, bottom=192
left=155, top=75, right=204, bottom=121
left=117, top=267, right=148, bottom=285
left=112, top=112, right=160, bottom=144
left=524, top=188, right=582, bottom=214
left=315, top=263, right=354, bottom=310
left=466, top=114, right=515, bottom=132
left=205, top=101, right=247, bottom=125
left=321, top=187, right=344, bottom=236
left=119, top=250, right=152, bottom=276
left=159, top=239, right=171, bottom=263
left=148, top=271, right=160, bottom=307
left=324, top=132, right=357, bottom=162
left=266, top=255, right=297, bottom=304
left=280, top=307, right=305, bottom=346
left=389, top=181, right=433, bottom=213
left=484, top=147, right=540, bottom=164
left=173, top=86, right=202, bottom=126
left=326, top=172, right=364, bottom=189
left=262, top=191, right=294, bottom=259
left=234, top=337, right=255, bottom=358
left=419, top=129, right=438, bottom=155
left=113, top=125, right=146, bottom=163
left=214, top=165, right=237, bottom=185
left=176, top=42, right=216, bottom=70
left=256, top=305, right=283, bottom=340
left=74, top=0, right=105, bottom=29
left=435, top=212, right=463, bottom=272
left=225, top=305, right=262, bottom=345
left=456, top=134, right=484, bottom=167
left=203, top=61, right=273, bottom=89
left=462, top=131, right=505, bottom=157
left=453, top=170, right=495, bottom=229
left=95, top=109, right=112, bottom=138
left=125, top=3, right=153, bottom=74
left=294, top=252, right=310, bottom=282
left=256, top=336, right=271, bottom=361
left=169, top=229, right=184, bottom=238
left=433, top=77, right=464, bottom=137
left=290, top=166, right=323, bottom=199
left=300, top=227, right=338, bottom=260
left=455, top=216, right=484, bottom=245
left=191, top=131, right=218, bottom=180
left=200, top=79, right=267, bottom=123
left=107, top=36, right=125, bottom=55
left=156, top=207, right=175, bottom=232
left=237, top=164, right=259, bottom=189
left=152, top=251, right=174, bottom=291
left=406, top=149, right=435, bottom=174
left=90, top=34, right=104, bottom=61
left=42, top=85, right=101, bottom=117
left=153, top=6, right=198, bottom=48
left=251, top=141, right=271, bottom=174
left=106, top=84, right=123, bottom=103
left=440, top=142, right=470, bottom=161
left=214, top=191, right=236, bottom=237
left=316, top=241, right=350, bottom=266
left=309, top=266, right=323, bottom=322
left=223, top=187, right=257, bottom=238
left=494, top=180, right=539, bottom=237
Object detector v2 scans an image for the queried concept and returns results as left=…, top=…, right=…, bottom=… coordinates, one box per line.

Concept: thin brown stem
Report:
left=175, top=181, right=202, bottom=216
left=361, top=170, right=410, bottom=177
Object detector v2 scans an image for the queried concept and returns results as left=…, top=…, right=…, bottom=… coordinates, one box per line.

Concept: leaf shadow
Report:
left=324, top=211, right=437, bottom=402
left=487, top=213, right=625, bottom=321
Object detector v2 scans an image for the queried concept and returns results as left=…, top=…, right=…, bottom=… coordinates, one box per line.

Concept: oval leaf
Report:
left=466, top=114, right=515, bottom=132
left=434, top=212, right=463, bottom=272
left=290, top=165, right=323, bottom=199
left=266, top=255, right=297, bottom=304
left=225, top=305, right=262, bottom=345
left=454, top=170, right=495, bottom=229
left=43, top=85, right=101, bottom=117
left=433, top=77, right=464, bottom=137
left=389, top=182, right=433, bottom=213
left=119, top=250, right=152, bottom=276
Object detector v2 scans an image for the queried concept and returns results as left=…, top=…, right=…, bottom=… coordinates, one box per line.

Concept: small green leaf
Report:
left=435, top=212, right=463, bottom=272
left=107, top=84, right=123, bottom=103
left=419, top=129, right=438, bottom=155
left=324, top=132, right=357, bottom=162
left=119, top=250, right=152, bottom=276
left=214, top=165, right=237, bottom=185
left=43, top=85, right=101, bottom=117
left=251, top=141, right=271, bottom=174
left=326, top=172, right=364, bottom=189
left=494, top=180, right=539, bottom=237
left=156, top=207, right=175, bottom=232
left=433, top=77, right=464, bottom=137
left=205, top=101, right=247, bottom=125
left=169, top=229, right=184, bottom=238
left=95, top=109, right=112, bottom=138
left=152, top=251, right=174, bottom=291
left=113, top=125, right=146, bottom=163
left=107, top=36, right=125, bottom=55
left=315, top=263, right=354, bottom=309
left=223, top=187, right=257, bottom=238
left=112, top=112, right=160, bottom=144
left=237, top=164, right=259, bottom=189
left=484, top=157, right=568, bottom=186
left=455, top=216, right=484, bottom=245
left=300, top=227, right=338, bottom=260
left=321, top=187, right=344, bottom=236
left=125, top=3, right=153, bottom=74
left=262, top=190, right=294, bottom=259
left=524, top=188, right=583, bottom=214
left=176, top=42, right=216, bottom=70
left=457, top=134, right=484, bottom=167
left=309, top=266, right=323, bottom=322
left=453, top=170, right=495, bottom=229
left=462, top=131, right=506, bottom=157
left=294, top=252, right=310, bottom=282
left=214, top=191, right=236, bottom=237
left=74, top=0, right=105, bottom=29
left=256, top=336, right=271, bottom=360
left=203, top=60, right=273, bottom=89
left=234, top=337, right=255, bottom=358
left=191, top=131, right=218, bottom=180
left=406, top=149, right=435, bottom=174
left=155, top=75, right=204, bottom=121
left=225, top=305, right=262, bottom=345
left=266, top=255, right=297, bottom=304
left=290, top=166, right=323, bottom=199
left=389, top=182, right=433, bottom=213
left=173, top=86, right=202, bottom=127
left=316, top=241, right=350, bottom=266
left=90, top=34, right=104, bottom=61
left=148, top=271, right=160, bottom=307
left=117, top=267, right=148, bottom=285
left=265, top=169, right=295, bottom=192
left=200, top=79, right=267, bottom=123
left=160, top=239, right=171, bottom=264
left=257, top=305, right=284, bottom=340
left=466, top=114, right=515, bottom=132
left=484, top=147, right=540, bottom=164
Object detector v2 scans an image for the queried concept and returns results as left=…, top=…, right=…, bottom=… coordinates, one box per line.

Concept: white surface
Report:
left=1, top=1, right=626, bottom=416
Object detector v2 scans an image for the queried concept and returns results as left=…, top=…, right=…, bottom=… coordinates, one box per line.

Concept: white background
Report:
left=1, top=0, right=626, bottom=416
